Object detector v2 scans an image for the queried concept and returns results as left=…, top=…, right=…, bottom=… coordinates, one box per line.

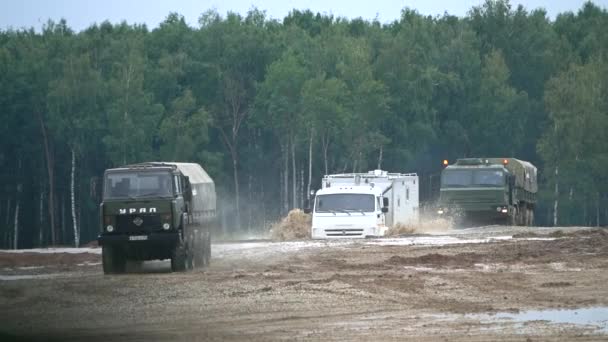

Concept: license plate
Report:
left=129, top=235, right=148, bottom=241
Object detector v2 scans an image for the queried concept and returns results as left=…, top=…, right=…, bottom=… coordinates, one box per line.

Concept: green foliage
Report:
left=1, top=2, right=608, bottom=247
left=538, top=56, right=608, bottom=224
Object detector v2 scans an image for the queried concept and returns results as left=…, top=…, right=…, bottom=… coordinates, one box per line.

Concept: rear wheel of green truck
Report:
left=102, top=246, right=126, bottom=274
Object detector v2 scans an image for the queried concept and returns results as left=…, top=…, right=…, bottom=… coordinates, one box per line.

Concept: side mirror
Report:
left=309, top=189, right=316, bottom=197
left=383, top=197, right=389, bottom=207
left=381, top=207, right=389, bottom=213
left=304, top=208, right=312, bottom=214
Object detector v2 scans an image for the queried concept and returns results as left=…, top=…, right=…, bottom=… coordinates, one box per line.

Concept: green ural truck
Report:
left=437, top=158, right=537, bottom=225
left=98, top=162, right=216, bottom=274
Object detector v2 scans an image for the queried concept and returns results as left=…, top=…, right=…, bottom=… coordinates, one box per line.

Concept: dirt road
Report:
left=1, top=226, right=608, bottom=341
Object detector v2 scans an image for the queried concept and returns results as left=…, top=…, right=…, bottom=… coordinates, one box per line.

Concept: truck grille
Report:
left=325, top=228, right=364, bottom=237
left=115, top=214, right=161, bottom=233
left=442, top=192, right=501, bottom=204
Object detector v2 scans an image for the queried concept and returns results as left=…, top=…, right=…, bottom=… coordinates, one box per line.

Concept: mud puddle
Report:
left=471, top=307, right=608, bottom=333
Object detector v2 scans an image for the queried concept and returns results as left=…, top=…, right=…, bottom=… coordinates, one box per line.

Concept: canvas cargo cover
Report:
left=169, top=162, right=216, bottom=213
left=486, top=158, right=537, bottom=193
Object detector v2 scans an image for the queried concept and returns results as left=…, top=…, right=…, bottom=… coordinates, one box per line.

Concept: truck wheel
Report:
left=171, top=242, right=187, bottom=272
left=102, top=246, right=126, bottom=274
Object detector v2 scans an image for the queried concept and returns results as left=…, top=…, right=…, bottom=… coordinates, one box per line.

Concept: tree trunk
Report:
left=5, top=199, right=11, bottom=249
left=279, top=159, right=284, bottom=216
left=261, top=181, right=266, bottom=231
left=307, top=127, right=313, bottom=202
left=61, top=194, right=66, bottom=245
left=282, top=140, right=289, bottom=215
left=377, top=145, right=383, bottom=170
left=39, top=188, right=44, bottom=247
left=13, top=158, right=22, bottom=250
left=232, top=153, right=240, bottom=231
left=553, top=166, right=558, bottom=226
left=291, top=137, right=296, bottom=209
left=583, top=201, right=588, bottom=226
left=13, top=196, right=20, bottom=250
left=300, top=168, right=304, bottom=208
left=248, top=174, right=253, bottom=234
left=322, top=131, right=329, bottom=176
left=38, top=112, right=56, bottom=246
left=596, top=192, right=600, bottom=227
left=71, top=148, right=79, bottom=247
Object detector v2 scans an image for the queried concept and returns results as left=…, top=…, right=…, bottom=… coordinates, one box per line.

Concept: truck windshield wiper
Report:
left=344, top=209, right=365, bottom=215
left=335, top=209, right=351, bottom=216
left=317, top=209, right=337, bottom=215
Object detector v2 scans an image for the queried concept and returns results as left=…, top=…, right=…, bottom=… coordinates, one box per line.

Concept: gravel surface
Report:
left=1, top=226, right=607, bottom=341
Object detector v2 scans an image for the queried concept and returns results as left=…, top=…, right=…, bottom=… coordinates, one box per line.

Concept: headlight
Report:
left=106, top=225, right=114, bottom=232
left=501, top=208, right=508, bottom=214
left=437, top=209, right=444, bottom=215
left=162, top=223, right=170, bottom=230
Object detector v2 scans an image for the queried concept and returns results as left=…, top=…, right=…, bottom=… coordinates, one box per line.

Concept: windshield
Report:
left=442, top=169, right=504, bottom=187
left=103, top=171, right=174, bottom=199
left=315, top=194, right=375, bottom=213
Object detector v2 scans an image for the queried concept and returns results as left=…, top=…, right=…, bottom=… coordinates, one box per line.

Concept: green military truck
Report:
left=436, top=158, right=537, bottom=225
left=98, top=162, right=216, bottom=274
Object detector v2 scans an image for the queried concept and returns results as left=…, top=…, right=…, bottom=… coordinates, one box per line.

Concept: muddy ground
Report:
left=1, top=226, right=607, bottom=341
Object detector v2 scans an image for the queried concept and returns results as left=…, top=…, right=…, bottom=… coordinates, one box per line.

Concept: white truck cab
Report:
left=310, top=170, right=419, bottom=239
left=311, top=185, right=387, bottom=238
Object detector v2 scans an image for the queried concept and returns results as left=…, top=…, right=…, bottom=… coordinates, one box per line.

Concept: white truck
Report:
left=307, top=170, right=419, bottom=239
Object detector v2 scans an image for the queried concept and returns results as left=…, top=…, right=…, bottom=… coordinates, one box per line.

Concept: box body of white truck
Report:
left=311, top=170, right=419, bottom=239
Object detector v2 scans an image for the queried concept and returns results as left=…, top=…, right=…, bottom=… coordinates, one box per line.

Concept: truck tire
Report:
left=102, top=246, right=126, bottom=274
left=171, top=237, right=187, bottom=272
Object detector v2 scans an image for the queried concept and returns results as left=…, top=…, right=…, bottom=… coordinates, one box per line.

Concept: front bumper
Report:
left=436, top=206, right=511, bottom=219
left=98, top=231, right=179, bottom=246
left=311, top=226, right=387, bottom=239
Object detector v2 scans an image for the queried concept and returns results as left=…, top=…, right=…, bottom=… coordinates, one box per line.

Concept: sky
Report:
left=1, top=0, right=606, bottom=32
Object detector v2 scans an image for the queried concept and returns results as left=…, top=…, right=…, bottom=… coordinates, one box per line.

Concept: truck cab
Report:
left=437, top=158, right=537, bottom=225
left=98, top=162, right=215, bottom=273
left=311, top=186, right=388, bottom=239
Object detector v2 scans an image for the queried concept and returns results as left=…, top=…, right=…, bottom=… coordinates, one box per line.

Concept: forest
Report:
left=0, top=0, right=607, bottom=248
